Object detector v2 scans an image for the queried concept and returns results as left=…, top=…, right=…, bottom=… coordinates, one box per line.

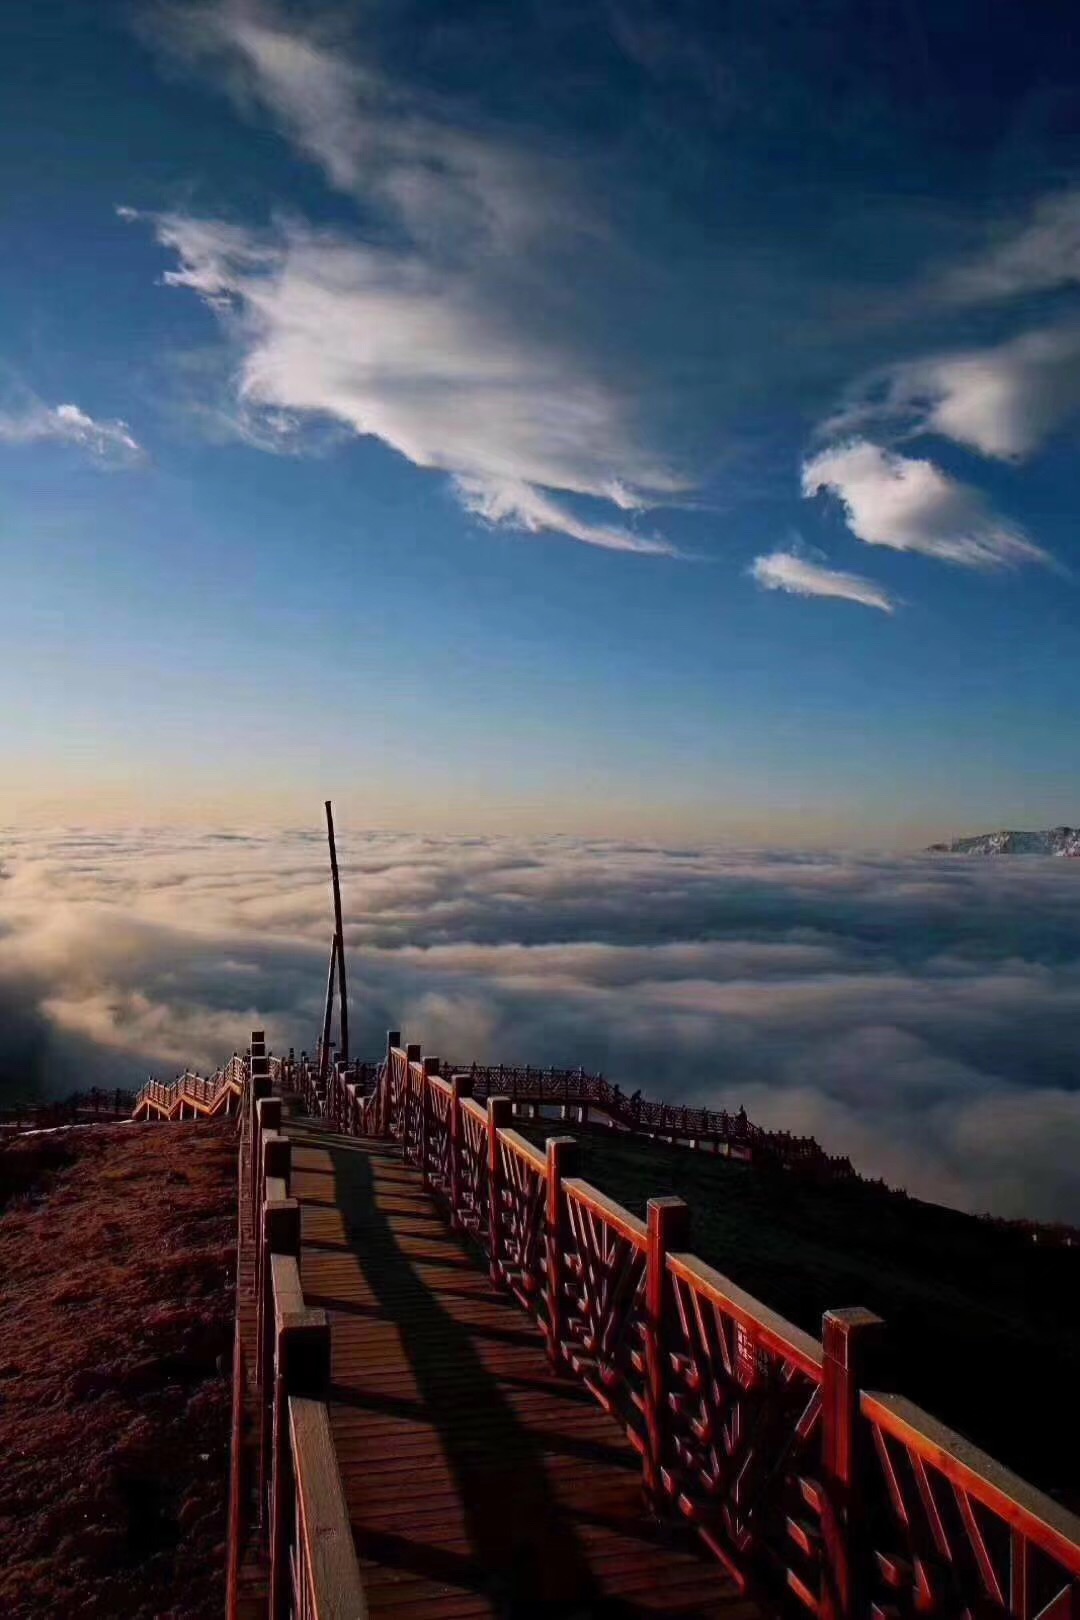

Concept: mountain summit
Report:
left=927, top=827, right=1080, bottom=855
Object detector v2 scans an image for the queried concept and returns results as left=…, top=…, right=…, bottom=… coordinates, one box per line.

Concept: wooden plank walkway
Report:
left=284, top=1119, right=759, bottom=1619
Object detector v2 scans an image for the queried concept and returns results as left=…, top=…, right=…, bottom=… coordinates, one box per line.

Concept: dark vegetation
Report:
left=0, top=1121, right=236, bottom=1619
left=520, top=1121, right=1080, bottom=1501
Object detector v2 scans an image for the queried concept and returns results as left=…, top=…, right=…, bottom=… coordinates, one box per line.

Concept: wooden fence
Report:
left=0, top=1086, right=135, bottom=1137
left=241, top=1033, right=367, bottom=1620
left=133, top=1056, right=247, bottom=1120
left=297, top=1035, right=1080, bottom=1620
left=276, top=1046, right=859, bottom=1167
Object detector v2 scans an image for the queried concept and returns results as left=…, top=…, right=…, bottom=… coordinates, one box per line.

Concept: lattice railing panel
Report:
left=862, top=1393, right=1080, bottom=1620
left=457, top=1099, right=490, bottom=1244
left=562, top=1183, right=649, bottom=1455
left=426, top=1077, right=453, bottom=1197
left=664, top=1256, right=827, bottom=1610
left=498, top=1133, right=548, bottom=1317
left=402, top=1061, right=424, bottom=1168
left=388, top=1049, right=408, bottom=1139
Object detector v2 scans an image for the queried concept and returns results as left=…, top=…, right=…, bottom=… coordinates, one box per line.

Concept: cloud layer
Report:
left=2, top=826, right=1079, bottom=1222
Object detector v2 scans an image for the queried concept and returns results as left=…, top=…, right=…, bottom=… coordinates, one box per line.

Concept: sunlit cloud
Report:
left=749, top=549, right=894, bottom=613
left=823, top=328, right=1080, bottom=462
left=802, top=439, right=1047, bottom=569
left=125, top=2, right=688, bottom=555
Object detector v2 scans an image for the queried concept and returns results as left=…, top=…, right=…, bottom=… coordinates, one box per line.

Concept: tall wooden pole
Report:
left=319, top=937, right=336, bottom=1087
left=325, top=799, right=348, bottom=1064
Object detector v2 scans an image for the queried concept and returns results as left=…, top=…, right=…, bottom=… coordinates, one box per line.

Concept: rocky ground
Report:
left=0, top=1120, right=237, bottom=1619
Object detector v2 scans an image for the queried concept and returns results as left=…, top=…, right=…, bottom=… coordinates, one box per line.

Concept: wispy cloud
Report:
left=126, top=208, right=687, bottom=553
left=942, top=187, right=1080, bottom=305
left=749, top=549, right=894, bottom=613
left=823, top=327, right=1080, bottom=462
left=0, top=400, right=142, bottom=465
left=156, top=4, right=567, bottom=256
left=454, top=476, right=680, bottom=556
left=802, top=439, right=1047, bottom=570
left=129, top=2, right=687, bottom=555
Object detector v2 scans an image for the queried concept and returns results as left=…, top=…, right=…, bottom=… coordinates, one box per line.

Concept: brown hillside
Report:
left=0, top=1121, right=236, bottom=1620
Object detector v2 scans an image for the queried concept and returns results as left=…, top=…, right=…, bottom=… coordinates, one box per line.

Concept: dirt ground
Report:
left=0, top=1121, right=237, bottom=1619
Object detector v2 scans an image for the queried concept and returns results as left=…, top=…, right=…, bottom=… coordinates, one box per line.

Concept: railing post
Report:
left=644, top=1195, right=690, bottom=1502
left=544, top=1136, right=577, bottom=1369
left=258, top=1198, right=300, bottom=1526
left=270, top=1304, right=330, bottom=1620
left=820, top=1307, right=886, bottom=1620
left=252, top=1097, right=282, bottom=1227
left=487, top=1097, right=512, bottom=1284
left=249, top=1030, right=270, bottom=1166
left=420, top=1057, right=438, bottom=1188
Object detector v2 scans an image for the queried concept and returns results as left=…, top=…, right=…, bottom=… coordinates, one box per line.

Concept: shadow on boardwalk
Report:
left=289, top=1121, right=749, bottom=1619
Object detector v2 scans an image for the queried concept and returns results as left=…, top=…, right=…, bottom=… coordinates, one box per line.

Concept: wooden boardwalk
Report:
left=284, top=1119, right=757, bottom=1619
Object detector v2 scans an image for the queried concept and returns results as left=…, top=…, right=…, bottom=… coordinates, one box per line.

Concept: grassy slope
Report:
left=520, top=1122, right=1080, bottom=1498
left=0, top=1122, right=236, bottom=1620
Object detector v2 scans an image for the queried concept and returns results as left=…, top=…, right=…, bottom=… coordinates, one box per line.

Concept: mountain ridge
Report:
left=927, top=826, right=1080, bottom=855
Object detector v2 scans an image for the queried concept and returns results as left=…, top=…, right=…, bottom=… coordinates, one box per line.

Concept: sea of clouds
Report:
left=1, top=827, right=1078, bottom=1222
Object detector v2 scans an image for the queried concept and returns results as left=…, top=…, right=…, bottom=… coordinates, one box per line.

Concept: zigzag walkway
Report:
left=283, top=1116, right=758, bottom=1618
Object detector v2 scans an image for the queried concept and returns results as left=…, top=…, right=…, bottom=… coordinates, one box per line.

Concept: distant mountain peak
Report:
left=927, top=827, right=1080, bottom=856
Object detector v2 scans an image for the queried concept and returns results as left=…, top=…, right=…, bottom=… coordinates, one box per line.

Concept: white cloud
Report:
left=749, top=549, right=894, bottom=613
left=912, top=329, right=1080, bottom=459
left=827, top=327, right=1080, bottom=461
left=455, top=476, right=680, bottom=555
left=802, top=439, right=1047, bottom=569
left=0, top=400, right=142, bottom=464
left=129, top=209, right=686, bottom=552
left=942, top=188, right=1080, bottom=305
left=148, top=2, right=581, bottom=257
left=126, top=3, right=689, bottom=555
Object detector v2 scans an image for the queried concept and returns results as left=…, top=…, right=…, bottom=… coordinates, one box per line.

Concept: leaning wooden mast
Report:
left=321, top=798, right=349, bottom=1079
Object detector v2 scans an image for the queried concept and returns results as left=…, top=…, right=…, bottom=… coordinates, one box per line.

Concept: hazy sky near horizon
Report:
left=4, top=2, right=1080, bottom=840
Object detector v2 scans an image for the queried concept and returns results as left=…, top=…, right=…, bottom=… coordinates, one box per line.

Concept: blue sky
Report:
left=3, top=0, right=1080, bottom=843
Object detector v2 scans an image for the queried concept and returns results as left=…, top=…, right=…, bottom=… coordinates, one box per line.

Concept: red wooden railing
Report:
left=297, top=1039, right=1080, bottom=1620
left=293, top=1045, right=1078, bottom=1246
left=241, top=1033, right=367, bottom=1620
left=133, top=1055, right=248, bottom=1120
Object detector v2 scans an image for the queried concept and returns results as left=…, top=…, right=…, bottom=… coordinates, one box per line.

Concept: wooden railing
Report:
left=0, top=1086, right=135, bottom=1135
left=435, top=1062, right=862, bottom=1177
left=302, top=1039, right=1080, bottom=1620
left=133, top=1054, right=248, bottom=1120
left=243, top=1032, right=367, bottom=1620
left=287, top=1043, right=878, bottom=1189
